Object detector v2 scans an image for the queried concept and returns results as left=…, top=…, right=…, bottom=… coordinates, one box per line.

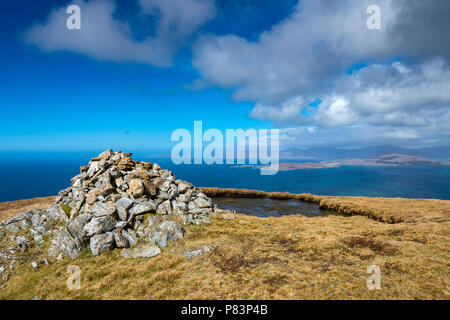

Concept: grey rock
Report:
left=15, top=236, right=30, bottom=252
left=5, top=223, right=20, bottom=233
left=189, top=208, right=212, bottom=215
left=129, top=201, right=156, bottom=217
left=51, top=228, right=83, bottom=260
left=158, top=221, right=185, bottom=241
left=156, top=200, right=172, bottom=215
left=177, top=193, right=191, bottom=203
left=122, top=229, right=137, bottom=247
left=17, top=219, right=31, bottom=230
left=114, top=232, right=130, bottom=248
left=194, top=197, right=212, bottom=209
left=87, top=161, right=100, bottom=177
left=188, top=201, right=198, bottom=211
left=168, top=185, right=179, bottom=199
left=30, top=229, right=44, bottom=247
left=115, top=221, right=128, bottom=229
left=120, top=249, right=133, bottom=258
left=143, top=215, right=161, bottom=227
left=182, top=249, right=203, bottom=259
left=160, top=181, right=171, bottom=192
left=115, top=197, right=134, bottom=209
left=117, top=207, right=128, bottom=221
left=30, top=210, right=44, bottom=227
left=47, top=204, right=70, bottom=223
left=31, top=261, right=39, bottom=271
left=83, top=216, right=115, bottom=237
left=147, top=229, right=168, bottom=248
left=177, top=182, right=191, bottom=193
left=99, top=149, right=114, bottom=159
left=67, top=213, right=92, bottom=243
left=182, top=246, right=210, bottom=259
left=90, top=202, right=116, bottom=217
left=122, top=244, right=161, bottom=258
left=89, top=232, right=115, bottom=256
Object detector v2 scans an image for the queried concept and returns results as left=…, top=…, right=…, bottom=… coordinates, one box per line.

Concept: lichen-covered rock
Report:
left=67, top=213, right=92, bottom=245
left=47, top=204, right=70, bottom=223
left=158, top=221, right=185, bottom=241
left=121, top=244, right=161, bottom=258
left=129, top=201, right=156, bottom=217
left=89, top=202, right=116, bottom=217
left=121, top=229, right=137, bottom=247
left=83, top=216, right=115, bottom=237
left=49, top=228, right=83, bottom=260
left=113, top=232, right=130, bottom=248
left=90, top=233, right=115, bottom=256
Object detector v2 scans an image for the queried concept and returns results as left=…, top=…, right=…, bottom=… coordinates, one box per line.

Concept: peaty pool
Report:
left=212, top=197, right=330, bottom=218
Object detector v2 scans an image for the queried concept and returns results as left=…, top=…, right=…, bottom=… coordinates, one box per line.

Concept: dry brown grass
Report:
left=0, top=196, right=56, bottom=222
left=0, top=190, right=449, bottom=300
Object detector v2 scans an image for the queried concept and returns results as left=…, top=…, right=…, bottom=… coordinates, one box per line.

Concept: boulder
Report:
left=90, top=202, right=116, bottom=217
left=122, top=229, right=137, bottom=247
left=83, top=216, right=115, bottom=237
left=156, top=200, right=172, bottom=215
left=114, top=232, right=130, bottom=248
left=194, top=197, right=212, bottom=209
left=129, top=179, right=145, bottom=197
left=158, top=221, right=185, bottom=241
left=129, top=201, right=156, bottom=217
left=90, top=233, right=115, bottom=256
left=51, top=228, right=83, bottom=260
left=121, top=244, right=161, bottom=258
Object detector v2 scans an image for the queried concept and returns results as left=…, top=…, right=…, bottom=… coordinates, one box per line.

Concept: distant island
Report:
left=246, top=154, right=450, bottom=172
left=323, top=153, right=450, bottom=167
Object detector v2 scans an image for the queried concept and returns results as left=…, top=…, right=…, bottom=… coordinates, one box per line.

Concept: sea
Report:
left=0, top=151, right=449, bottom=202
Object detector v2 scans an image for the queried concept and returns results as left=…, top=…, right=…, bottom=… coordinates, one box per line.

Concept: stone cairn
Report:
left=0, top=150, right=216, bottom=265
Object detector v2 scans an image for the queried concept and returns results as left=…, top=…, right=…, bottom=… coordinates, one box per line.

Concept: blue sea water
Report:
left=0, top=152, right=449, bottom=202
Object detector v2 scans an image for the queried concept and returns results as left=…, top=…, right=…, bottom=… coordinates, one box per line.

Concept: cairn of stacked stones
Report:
left=0, top=150, right=215, bottom=264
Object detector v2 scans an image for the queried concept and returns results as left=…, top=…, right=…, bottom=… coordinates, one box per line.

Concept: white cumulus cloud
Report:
left=24, top=0, right=216, bottom=67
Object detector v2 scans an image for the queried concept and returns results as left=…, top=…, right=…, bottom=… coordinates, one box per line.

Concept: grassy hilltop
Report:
left=0, top=189, right=449, bottom=300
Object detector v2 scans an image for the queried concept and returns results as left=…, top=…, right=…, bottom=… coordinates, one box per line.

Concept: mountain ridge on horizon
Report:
left=280, top=145, right=450, bottom=161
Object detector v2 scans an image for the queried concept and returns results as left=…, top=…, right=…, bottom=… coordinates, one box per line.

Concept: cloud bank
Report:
left=23, top=0, right=450, bottom=147
left=24, top=0, right=216, bottom=67
left=192, top=0, right=450, bottom=147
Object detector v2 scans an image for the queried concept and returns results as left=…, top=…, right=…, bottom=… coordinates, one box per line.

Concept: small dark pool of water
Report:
left=212, top=197, right=330, bottom=218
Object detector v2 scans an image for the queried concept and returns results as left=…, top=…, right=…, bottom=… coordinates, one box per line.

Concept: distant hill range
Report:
left=275, top=154, right=450, bottom=171
left=280, top=145, right=450, bottom=161
left=325, top=154, right=450, bottom=167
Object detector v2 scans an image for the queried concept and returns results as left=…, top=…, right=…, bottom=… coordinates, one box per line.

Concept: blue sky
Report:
left=1, top=0, right=449, bottom=152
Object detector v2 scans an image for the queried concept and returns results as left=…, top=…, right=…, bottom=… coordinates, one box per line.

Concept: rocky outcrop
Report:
left=0, top=150, right=216, bottom=263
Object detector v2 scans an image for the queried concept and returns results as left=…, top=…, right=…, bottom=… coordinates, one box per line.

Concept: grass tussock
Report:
left=0, top=190, right=449, bottom=300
